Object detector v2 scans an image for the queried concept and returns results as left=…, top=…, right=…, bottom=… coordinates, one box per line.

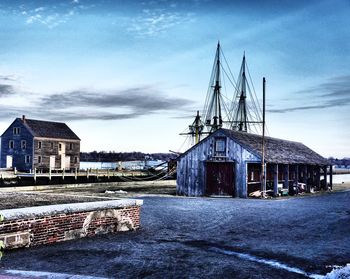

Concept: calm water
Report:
left=80, top=160, right=166, bottom=171
left=329, top=173, right=350, bottom=184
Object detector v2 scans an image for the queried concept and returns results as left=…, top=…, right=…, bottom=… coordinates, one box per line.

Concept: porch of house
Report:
left=247, top=163, right=333, bottom=196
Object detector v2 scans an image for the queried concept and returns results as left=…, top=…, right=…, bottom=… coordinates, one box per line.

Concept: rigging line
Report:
left=246, top=62, right=263, bottom=116
left=221, top=64, right=239, bottom=92
left=246, top=82, right=262, bottom=122
left=220, top=48, right=238, bottom=86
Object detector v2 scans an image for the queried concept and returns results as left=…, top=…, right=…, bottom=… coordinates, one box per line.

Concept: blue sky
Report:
left=0, top=0, right=349, bottom=157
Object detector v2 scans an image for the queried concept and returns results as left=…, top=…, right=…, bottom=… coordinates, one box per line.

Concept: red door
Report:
left=206, top=162, right=235, bottom=196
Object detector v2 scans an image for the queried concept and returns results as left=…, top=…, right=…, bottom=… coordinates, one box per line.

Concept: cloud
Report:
left=0, top=84, right=15, bottom=97
left=268, top=75, right=350, bottom=113
left=0, top=75, right=16, bottom=82
left=0, top=85, right=194, bottom=121
left=128, top=8, right=195, bottom=37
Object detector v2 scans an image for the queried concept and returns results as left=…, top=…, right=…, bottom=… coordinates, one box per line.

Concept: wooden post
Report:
left=323, top=165, right=327, bottom=190
left=75, top=168, right=78, bottom=181
left=62, top=168, right=65, bottom=181
left=107, top=169, right=110, bottom=180
left=34, top=168, right=37, bottom=184
left=14, top=167, right=17, bottom=175
left=49, top=167, right=52, bottom=181
left=283, top=165, right=289, bottom=189
left=273, top=164, right=278, bottom=197
left=329, top=165, right=333, bottom=190
left=261, top=77, right=266, bottom=197
left=316, top=166, right=321, bottom=190
left=87, top=168, right=89, bottom=179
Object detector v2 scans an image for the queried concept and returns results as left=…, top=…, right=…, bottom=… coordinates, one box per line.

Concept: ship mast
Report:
left=203, top=41, right=224, bottom=133
left=233, top=53, right=248, bottom=132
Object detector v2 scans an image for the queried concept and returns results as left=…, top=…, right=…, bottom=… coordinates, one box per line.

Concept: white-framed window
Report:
left=25, top=155, right=31, bottom=164
left=21, top=140, right=27, bottom=149
left=215, top=138, right=226, bottom=152
left=59, top=143, right=62, bottom=151
left=9, top=140, right=14, bottom=149
left=38, top=141, right=42, bottom=149
left=38, top=156, right=42, bottom=164
left=13, top=127, right=20, bottom=135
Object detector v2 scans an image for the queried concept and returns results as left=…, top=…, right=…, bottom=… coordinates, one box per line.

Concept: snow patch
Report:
left=324, top=264, right=350, bottom=279
left=4, top=269, right=108, bottom=279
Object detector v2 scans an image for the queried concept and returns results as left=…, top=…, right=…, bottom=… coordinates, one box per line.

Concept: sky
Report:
left=0, top=0, right=349, bottom=157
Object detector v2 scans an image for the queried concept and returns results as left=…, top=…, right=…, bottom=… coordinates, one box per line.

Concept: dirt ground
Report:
left=0, top=183, right=349, bottom=278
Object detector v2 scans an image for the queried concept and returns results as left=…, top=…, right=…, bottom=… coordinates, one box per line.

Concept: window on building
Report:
left=251, top=171, right=254, bottom=181
left=50, top=142, right=54, bottom=149
left=13, top=127, right=20, bottom=135
left=38, top=156, right=42, bottom=164
left=69, top=143, right=73, bottom=150
left=74, top=157, right=78, bottom=163
left=215, top=138, right=226, bottom=152
left=38, top=141, right=42, bottom=149
left=9, top=140, right=14, bottom=149
left=21, top=140, right=26, bottom=149
left=25, top=155, right=31, bottom=164
left=59, top=143, right=62, bottom=151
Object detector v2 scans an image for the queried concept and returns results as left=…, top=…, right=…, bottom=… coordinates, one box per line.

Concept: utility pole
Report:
left=261, top=77, right=266, bottom=197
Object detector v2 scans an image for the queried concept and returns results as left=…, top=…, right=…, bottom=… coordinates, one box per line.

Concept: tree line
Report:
left=80, top=151, right=177, bottom=162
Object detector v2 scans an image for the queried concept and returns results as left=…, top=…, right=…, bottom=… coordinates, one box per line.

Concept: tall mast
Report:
left=234, top=53, right=248, bottom=132
left=179, top=110, right=204, bottom=145
left=203, top=41, right=223, bottom=133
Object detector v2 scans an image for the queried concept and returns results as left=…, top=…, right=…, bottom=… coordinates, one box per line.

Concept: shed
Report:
left=176, top=128, right=331, bottom=198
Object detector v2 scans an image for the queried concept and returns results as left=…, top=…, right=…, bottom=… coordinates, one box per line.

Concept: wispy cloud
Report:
left=0, top=75, right=17, bottom=82
left=0, top=85, right=193, bottom=121
left=128, top=8, right=195, bottom=37
left=268, top=75, right=350, bottom=113
left=15, top=3, right=94, bottom=29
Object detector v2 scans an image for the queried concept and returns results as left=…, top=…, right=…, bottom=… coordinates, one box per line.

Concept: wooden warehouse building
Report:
left=1, top=116, right=80, bottom=172
left=176, top=128, right=332, bottom=198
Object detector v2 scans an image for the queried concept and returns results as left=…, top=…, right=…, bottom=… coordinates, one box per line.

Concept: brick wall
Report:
left=0, top=200, right=142, bottom=249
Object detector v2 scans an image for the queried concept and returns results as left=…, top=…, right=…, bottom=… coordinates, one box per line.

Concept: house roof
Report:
left=179, top=128, right=329, bottom=166
left=21, top=118, right=80, bottom=140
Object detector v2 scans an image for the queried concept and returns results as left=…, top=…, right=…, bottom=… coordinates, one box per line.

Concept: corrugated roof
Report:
left=222, top=129, right=329, bottom=165
left=21, top=118, right=80, bottom=140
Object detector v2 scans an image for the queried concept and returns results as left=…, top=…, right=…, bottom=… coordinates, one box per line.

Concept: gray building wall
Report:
left=177, top=130, right=260, bottom=198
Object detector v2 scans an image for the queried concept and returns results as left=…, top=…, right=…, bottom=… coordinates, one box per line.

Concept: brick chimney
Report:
left=22, top=115, right=26, bottom=122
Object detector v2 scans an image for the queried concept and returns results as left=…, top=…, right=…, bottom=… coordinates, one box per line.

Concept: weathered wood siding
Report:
left=33, top=139, right=80, bottom=170
left=177, top=130, right=260, bottom=198
left=0, top=118, right=34, bottom=171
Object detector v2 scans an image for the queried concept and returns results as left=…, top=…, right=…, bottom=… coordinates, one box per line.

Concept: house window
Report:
left=25, top=155, right=31, bottom=164
left=38, top=141, right=42, bottom=149
left=74, top=157, right=78, bottom=163
left=50, top=142, right=54, bottom=149
left=69, top=143, right=73, bottom=150
left=59, top=143, right=62, bottom=151
left=21, top=140, right=26, bottom=149
left=38, top=156, right=42, bottom=164
left=215, top=138, right=226, bottom=152
left=13, top=127, right=20, bottom=135
left=9, top=140, right=14, bottom=149
left=251, top=171, right=254, bottom=181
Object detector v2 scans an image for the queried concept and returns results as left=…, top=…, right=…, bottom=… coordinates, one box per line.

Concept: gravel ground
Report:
left=0, top=191, right=350, bottom=278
